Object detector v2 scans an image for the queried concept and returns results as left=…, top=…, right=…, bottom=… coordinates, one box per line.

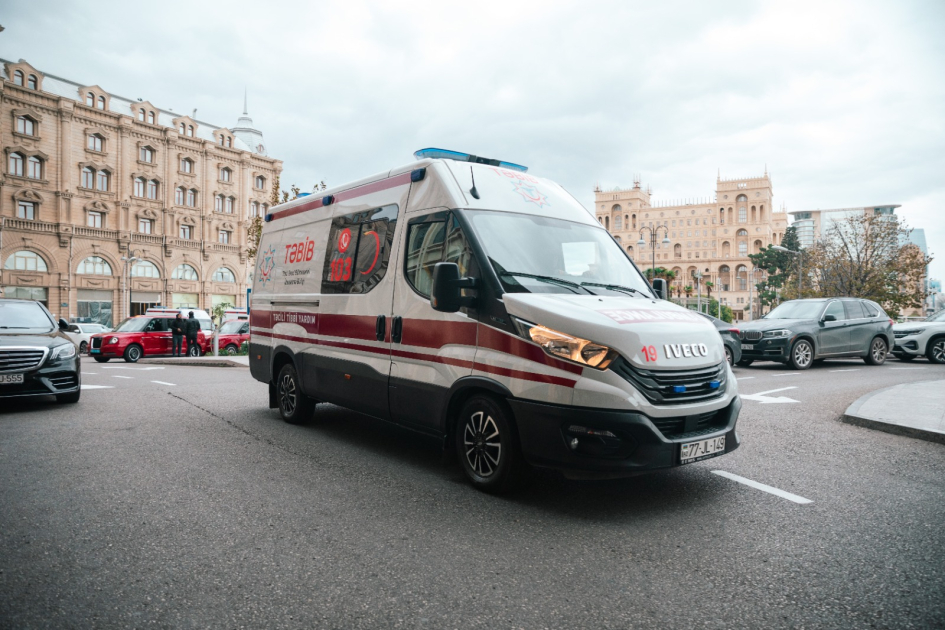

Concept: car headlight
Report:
left=898, top=330, right=920, bottom=336
left=762, top=329, right=790, bottom=339
left=51, top=343, right=77, bottom=361
left=107, top=336, right=119, bottom=344
left=513, top=318, right=616, bottom=369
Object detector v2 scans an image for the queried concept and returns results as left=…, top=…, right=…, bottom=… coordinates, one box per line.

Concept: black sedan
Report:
left=698, top=312, right=741, bottom=366
left=0, top=298, right=81, bottom=403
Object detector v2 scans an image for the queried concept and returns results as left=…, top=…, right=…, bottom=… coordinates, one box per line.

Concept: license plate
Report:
left=0, top=373, right=24, bottom=384
left=741, top=344, right=754, bottom=350
left=91, top=348, right=100, bottom=353
left=680, top=436, right=726, bottom=464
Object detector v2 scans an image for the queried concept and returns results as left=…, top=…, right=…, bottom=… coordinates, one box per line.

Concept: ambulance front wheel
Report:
left=455, top=394, right=520, bottom=493
left=277, top=363, right=315, bottom=424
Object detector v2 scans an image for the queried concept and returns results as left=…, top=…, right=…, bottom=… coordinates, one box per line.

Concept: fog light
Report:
left=569, top=437, right=579, bottom=450
left=709, top=381, right=720, bottom=389
left=672, top=385, right=687, bottom=393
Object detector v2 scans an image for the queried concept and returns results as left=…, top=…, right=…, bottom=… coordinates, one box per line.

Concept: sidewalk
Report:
left=139, top=355, right=248, bottom=368
left=842, top=379, right=945, bottom=444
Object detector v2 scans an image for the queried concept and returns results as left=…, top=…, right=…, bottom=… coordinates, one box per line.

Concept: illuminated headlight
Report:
left=107, top=336, right=119, bottom=344
left=762, top=329, right=790, bottom=339
left=51, top=343, right=77, bottom=361
left=513, top=318, right=616, bottom=369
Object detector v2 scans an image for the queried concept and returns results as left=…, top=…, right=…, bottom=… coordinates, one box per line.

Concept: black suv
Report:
left=0, top=298, right=81, bottom=403
left=736, top=298, right=893, bottom=370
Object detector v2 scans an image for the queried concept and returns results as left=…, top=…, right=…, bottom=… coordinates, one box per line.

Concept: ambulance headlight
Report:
left=513, top=318, right=616, bottom=370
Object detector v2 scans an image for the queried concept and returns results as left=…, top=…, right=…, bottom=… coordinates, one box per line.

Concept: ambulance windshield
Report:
left=465, top=210, right=652, bottom=297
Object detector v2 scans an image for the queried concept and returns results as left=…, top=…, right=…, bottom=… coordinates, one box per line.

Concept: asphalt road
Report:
left=2, top=356, right=944, bottom=629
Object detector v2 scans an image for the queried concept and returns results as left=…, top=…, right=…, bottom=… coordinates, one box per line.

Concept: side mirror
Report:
left=58, top=318, right=69, bottom=331
left=823, top=314, right=837, bottom=322
left=430, top=262, right=477, bottom=313
left=650, top=278, right=668, bottom=300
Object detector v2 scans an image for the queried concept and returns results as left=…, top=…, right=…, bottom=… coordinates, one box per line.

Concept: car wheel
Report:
left=864, top=337, right=888, bottom=365
left=927, top=336, right=945, bottom=364
left=56, top=390, right=81, bottom=404
left=93, top=357, right=110, bottom=363
left=736, top=358, right=753, bottom=367
left=455, top=395, right=520, bottom=494
left=724, top=345, right=734, bottom=366
left=277, top=363, right=315, bottom=424
left=225, top=344, right=238, bottom=355
left=895, top=353, right=916, bottom=362
left=188, top=345, right=201, bottom=357
left=79, top=341, right=88, bottom=354
left=123, top=344, right=142, bottom=363
left=788, top=339, right=814, bottom=370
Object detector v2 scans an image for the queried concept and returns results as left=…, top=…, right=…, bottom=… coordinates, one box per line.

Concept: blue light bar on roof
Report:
left=413, top=148, right=528, bottom=173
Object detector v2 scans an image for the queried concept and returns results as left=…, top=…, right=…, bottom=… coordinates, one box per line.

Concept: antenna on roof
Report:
left=469, top=166, right=480, bottom=200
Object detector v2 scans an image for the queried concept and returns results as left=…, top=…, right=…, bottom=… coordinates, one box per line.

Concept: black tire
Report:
left=788, top=339, right=814, bottom=370
left=276, top=363, right=315, bottom=424
left=188, top=344, right=201, bottom=357
left=123, top=344, right=142, bottom=363
left=724, top=345, right=734, bottom=366
left=864, top=336, right=888, bottom=366
left=79, top=341, right=88, bottom=354
left=224, top=344, right=238, bottom=355
left=736, top=358, right=754, bottom=367
left=454, top=395, right=520, bottom=494
left=56, top=390, right=81, bottom=404
left=93, top=357, right=110, bottom=363
left=927, top=336, right=945, bottom=364
left=895, top=353, right=916, bottom=362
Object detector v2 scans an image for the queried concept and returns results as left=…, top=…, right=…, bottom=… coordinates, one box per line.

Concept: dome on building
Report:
left=232, top=91, right=268, bottom=156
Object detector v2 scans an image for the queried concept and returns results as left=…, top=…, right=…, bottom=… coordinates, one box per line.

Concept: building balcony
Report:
left=131, top=232, right=163, bottom=245
left=74, top=225, right=119, bottom=240
left=1, top=218, right=58, bottom=233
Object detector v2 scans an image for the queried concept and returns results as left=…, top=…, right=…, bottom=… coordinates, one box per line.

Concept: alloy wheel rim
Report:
left=280, top=373, right=297, bottom=414
left=795, top=342, right=812, bottom=367
left=933, top=341, right=945, bottom=362
left=463, top=410, right=502, bottom=478
left=725, top=347, right=733, bottom=365
left=872, top=340, right=886, bottom=362
left=130, top=347, right=140, bottom=360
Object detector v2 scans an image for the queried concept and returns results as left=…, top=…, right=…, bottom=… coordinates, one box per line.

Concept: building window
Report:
left=27, top=75, right=38, bottom=90
left=225, top=197, right=234, bottom=213
left=96, top=170, right=109, bottom=191
left=17, top=201, right=36, bottom=220
left=139, top=147, right=154, bottom=162
left=16, top=116, right=36, bottom=136
left=213, top=267, right=236, bottom=282
left=186, top=189, right=196, bottom=207
left=86, top=132, right=103, bottom=151
left=179, top=123, right=185, bottom=134
left=87, top=211, right=103, bottom=228
left=249, top=201, right=259, bottom=217
left=172, top=264, right=198, bottom=280
left=4, top=249, right=48, bottom=272
left=147, top=111, right=155, bottom=124
left=27, top=156, right=43, bottom=179
left=738, top=241, right=748, bottom=256
left=214, top=195, right=223, bottom=212
left=180, top=158, right=193, bottom=173
left=147, top=180, right=158, bottom=199
left=9, top=152, right=24, bottom=176
left=85, top=92, right=94, bottom=106
left=226, top=137, right=231, bottom=148
left=77, top=256, right=112, bottom=275
left=134, top=177, right=145, bottom=197
left=175, top=187, right=185, bottom=205
left=132, top=260, right=160, bottom=278
left=187, top=125, right=194, bottom=137
left=255, top=175, right=265, bottom=189
left=82, top=167, right=94, bottom=188
left=219, top=230, right=231, bottom=244
left=13, top=70, right=24, bottom=86
left=138, top=108, right=146, bottom=121
left=97, top=95, right=106, bottom=110
left=180, top=225, right=193, bottom=239
left=138, top=218, right=152, bottom=234
left=220, top=167, right=231, bottom=182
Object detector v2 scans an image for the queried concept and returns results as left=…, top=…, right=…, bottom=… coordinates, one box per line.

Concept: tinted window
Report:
left=824, top=301, right=845, bottom=321
left=0, top=300, right=54, bottom=333
left=405, top=215, right=476, bottom=298
left=844, top=301, right=866, bottom=319
left=321, top=205, right=398, bottom=294
left=862, top=302, right=879, bottom=318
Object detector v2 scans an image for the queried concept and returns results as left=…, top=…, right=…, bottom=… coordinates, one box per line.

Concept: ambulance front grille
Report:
left=611, top=358, right=726, bottom=405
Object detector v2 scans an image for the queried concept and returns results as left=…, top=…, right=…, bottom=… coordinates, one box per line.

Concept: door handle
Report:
left=391, top=316, right=403, bottom=344
left=375, top=314, right=386, bottom=341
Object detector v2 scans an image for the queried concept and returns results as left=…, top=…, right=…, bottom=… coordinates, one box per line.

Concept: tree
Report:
left=704, top=281, right=714, bottom=302
left=211, top=301, right=234, bottom=325
left=707, top=298, right=734, bottom=323
left=683, top=285, right=693, bottom=298
left=749, top=225, right=803, bottom=305
left=246, top=177, right=328, bottom=261
left=804, top=213, right=931, bottom=317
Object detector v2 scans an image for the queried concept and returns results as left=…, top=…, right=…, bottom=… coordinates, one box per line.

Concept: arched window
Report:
left=86, top=92, right=94, bottom=107
left=180, top=158, right=193, bottom=173
left=626, top=245, right=633, bottom=258
left=219, top=136, right=225, bottom=146
left=187, top=125, right=194, bottom=137
left=736, top=229, right=748, bottom=236
left=95, top=169, right=109, bottom=190
left=77, top=256, right=112, bottom=275
left=220, top=167, right=231, bottom=182
left=13, top=70, right=24, bottom=86
left=134, top=177, right=145, bottom=197
left=27, top=156, right=43, bottom=179
left=186, top=189, right=197, bottom=207
left=736, top=194, right=748, bottom=202
left=736, top=265, right=748, bottom=290
left=225, top=197, right=234, bottom=213
left=604, top=216, right=609, bottom=229
left=213, top=267, right=236, bottom=283
left=88, top=133, right=104, bottom=151
left=131, top=261, right=160, bottom=278
left=754, top=239, right=763, bottom=253
left=16, top=116, right=35, bottom=136
left=179, top=123, right=186, bottom=134
left=255, top=175, right=266, bottom=189
left=138, top=108, right=146, bottom=121
left=82, top=167, right=94, bottom=188
left=147, top=180, right=158, bottom=199
left=226, top=137, right=231, bottom=148
left=8, top=152, right=24, bottom=176
left=172, top=264, right=199, bottom=280
left=175, top=187, right=185, bottom=205
left=4, top=250, right=48, bottom=272
left=148, top=111, right=155, bottom=124
left=674, top=243, right=682, bottom=258
left=97, top=95, right=106, bottom=110
left=27, top=75, right=38, bottom=90
left=215, top=195, right=223, bottom=212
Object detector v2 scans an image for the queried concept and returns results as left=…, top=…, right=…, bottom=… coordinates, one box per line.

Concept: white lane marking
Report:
left=151, top=380, right=176, bottom=386
left=81, top=384, right=113, bottom=390
left=84, top=372, right=98, bottom=375
left=740, top=386, right=799, bottom=404
left=829, top=369, right=860, bottom=372
left=890, top=367, right=926, bottom=370
left=712, top=470, right=813, bottom=504
left=736, top=376, right=755, bottom=381
left=101, top=366, right=165, bottom=370
left=772, top=372, right=801, bottom=376
left=111, top=375, right=133, bottom=379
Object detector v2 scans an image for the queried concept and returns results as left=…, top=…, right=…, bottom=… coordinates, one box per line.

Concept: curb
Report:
left=139, top=358, right=248, bottom=368
left=840, top=380, right=945, bottom=445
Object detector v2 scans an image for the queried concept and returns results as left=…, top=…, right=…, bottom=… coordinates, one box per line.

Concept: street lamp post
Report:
left=773, top=245, right=802, bottom=297
left=694, top=270, right=703, bottom=313
left=637, top=226, right=672, bottom=286
left=120, top=249, right=140, bottom=322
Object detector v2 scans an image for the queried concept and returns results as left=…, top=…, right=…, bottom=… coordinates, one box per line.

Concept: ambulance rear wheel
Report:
left=277, top=363, right=314, bottom=424
left=455, top=395, right=519, bottom=494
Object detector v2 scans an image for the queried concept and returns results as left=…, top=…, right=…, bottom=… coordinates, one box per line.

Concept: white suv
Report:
left=892, top=310, right=945, bottom=364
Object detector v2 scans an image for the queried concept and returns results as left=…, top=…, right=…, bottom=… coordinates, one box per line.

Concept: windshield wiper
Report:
left=579, top=282, right=648, bottom=297
left=498, top=271, right=594, bottom=295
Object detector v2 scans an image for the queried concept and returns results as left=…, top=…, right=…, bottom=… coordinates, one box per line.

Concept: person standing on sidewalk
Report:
left=184, top=311, right=200, bottom=357
left=171, top=313, right=185, bottom=357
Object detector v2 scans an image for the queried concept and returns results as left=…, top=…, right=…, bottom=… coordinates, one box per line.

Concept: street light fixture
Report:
left=773, top=244, right=802, bottom=297
left=637, top=226, right=672, bottom=284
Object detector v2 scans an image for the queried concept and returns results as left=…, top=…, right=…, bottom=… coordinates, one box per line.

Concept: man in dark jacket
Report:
left=184, top=311, right=200, bottom=356
left=171, top=313, right=185, bottom=356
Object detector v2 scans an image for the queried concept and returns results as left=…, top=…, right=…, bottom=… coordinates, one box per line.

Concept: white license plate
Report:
left=0, top=373, right=24, bottom=384
left=741, top=344, right=754, bottom=350
left=680, top=436, right=726, bottom=464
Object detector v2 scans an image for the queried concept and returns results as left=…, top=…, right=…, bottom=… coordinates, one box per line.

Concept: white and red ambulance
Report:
left=249, top=149, right=741, bottom=492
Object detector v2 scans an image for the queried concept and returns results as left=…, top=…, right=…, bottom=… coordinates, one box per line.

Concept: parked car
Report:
left=892, top=309, right=945, bottom=364
left=64, top=322, right=112, bottom=354
left=89, top=314, right=212, bottom=363
left=214, top=319, right=249, bottom=354
left=736, top=298, right=893, bottom=370
left=0, top=297, right=81, bottom=404
left=698, top=312, right=741, bottom=366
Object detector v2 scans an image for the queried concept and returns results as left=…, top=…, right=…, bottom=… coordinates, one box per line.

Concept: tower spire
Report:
left=243, top=88, right=248, bottom=115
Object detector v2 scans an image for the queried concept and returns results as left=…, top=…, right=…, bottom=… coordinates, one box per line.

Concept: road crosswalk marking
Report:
left=712, top=470, right=813, bottom=504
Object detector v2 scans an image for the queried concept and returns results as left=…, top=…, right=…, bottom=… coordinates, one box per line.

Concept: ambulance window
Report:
left=405, top=215, right=475, bottom=298
left=321, top=205, right=398, bottom=294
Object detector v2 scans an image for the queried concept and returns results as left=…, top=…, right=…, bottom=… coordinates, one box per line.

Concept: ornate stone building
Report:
left=0, top=58, right=282, bottom=326
left=594, top=171, right=788, bottom=321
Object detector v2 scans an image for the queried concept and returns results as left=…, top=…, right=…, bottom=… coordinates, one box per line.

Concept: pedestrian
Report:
left=184, top=311, right=200, bottom=357
left=171, top=313, right=185, bottom=357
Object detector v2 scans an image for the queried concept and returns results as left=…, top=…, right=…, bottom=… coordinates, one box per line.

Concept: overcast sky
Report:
left=5, top=0, right=944, bottom=280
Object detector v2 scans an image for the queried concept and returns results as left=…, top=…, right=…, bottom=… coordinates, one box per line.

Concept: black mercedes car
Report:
left=0, top=298, right=81, bottom=403
left=698, top=312, right=741, bottom=366
left=735, top=298, right=893, bottom=370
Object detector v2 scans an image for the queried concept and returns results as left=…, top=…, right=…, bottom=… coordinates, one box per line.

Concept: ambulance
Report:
left=249, top=149, right=741, bottom=492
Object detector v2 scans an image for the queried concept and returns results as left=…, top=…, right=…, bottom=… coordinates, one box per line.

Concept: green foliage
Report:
left=211, top=302, right=234, bottom=323
left=749, top=225, right=802, bottom=305
left=706, top=299, right=734, bottom=323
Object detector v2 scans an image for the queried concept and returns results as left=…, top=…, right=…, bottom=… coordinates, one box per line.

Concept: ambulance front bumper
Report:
left=508, top=396, right=741, bottom=479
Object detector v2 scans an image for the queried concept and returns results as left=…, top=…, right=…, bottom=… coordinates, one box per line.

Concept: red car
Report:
left=89, top=315, right=212, bottom=363
left=214, top=319, right=250, bottom=355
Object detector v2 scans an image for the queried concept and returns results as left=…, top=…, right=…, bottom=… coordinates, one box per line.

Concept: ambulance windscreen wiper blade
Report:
left=579, top=282, right=647, bottom=297
left=498, top=271, right=593, bottom=295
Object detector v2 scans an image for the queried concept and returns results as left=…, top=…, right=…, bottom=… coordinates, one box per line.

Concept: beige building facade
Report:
left=594, top=172, right=788, bottom=321
left=0, top=58, right=282, bottom=326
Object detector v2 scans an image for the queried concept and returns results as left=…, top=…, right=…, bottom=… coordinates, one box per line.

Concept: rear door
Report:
left=843, top=300, right=872, bottom=354
left=142, top=318, right=169, bottom=355
left=818, top=300, right=850, bottom=354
